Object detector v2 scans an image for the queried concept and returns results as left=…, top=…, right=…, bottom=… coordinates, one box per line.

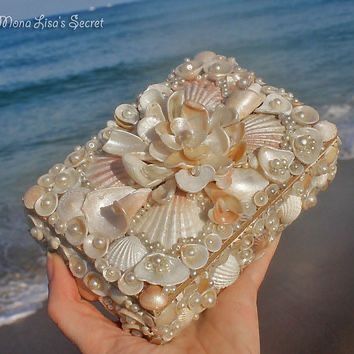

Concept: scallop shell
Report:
left=291, top=105, right=319, bottom=125
left=211, top=254, right=240, bottom=289
left=82, top=186, right=139, bottom=240
left=181, top=244, right=209, bottom=270
left=175, top=60, right=203, bottom=80
left=183, top=80, right=222, bottom=112
left=226, top=83, right=266, bottom=120
left=114, top=104, right=139, bottom=129
left=255, top=93, right=292, bottom=115
left=243, top=114, right=285, bottom=151
left=34, top=192, right=58, bottom=217
left=23, top=185, right=45, bottom=209
left=314, top=120, right=337, bottom=142
left=131, top=193, right=207, bottom=249
left=56, top=187, right=89, bottom=223
left=86, top=155, right=131, bottom=189
left=278, top=195, right=302, bottom=224
left=105, top=235, right=147, bottom=272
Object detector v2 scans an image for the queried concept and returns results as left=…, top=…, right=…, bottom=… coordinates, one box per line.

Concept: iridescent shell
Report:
left=131, top=194, right=207, bottom=249
left=83, top=272, right=109, bottom=296
left=86, top=155, right=131, bottom=189
left=181, top=244, right=209, bottom=270
left=52, top=168, right=80, bottom=194
left=291, top=105, right=319, bottom=125
left=255, top=93, right=292, bottom=115
left=211, top=254, right=240, bottom=289
left=105, top=235, right=147, bottom=272
left=114, top=104, right=139, bottom=129
left=139, top=89, right=165, bottom=113
left=83, top=234, right=109, bottom=259
left=183, top=80, right=222, bottom=112
left=68, top=255, right=88, bottom=278
left=23, top=185, right=45, bottom=209
left=118, top=270, right=144, bottom=296
left=34, top=192, right=58, bottom=217
left=175, top=60, right=203, bottom=80
left=243, top=114, right=285, bottom=151
left=278, top=195, right=302, bottom=224
left=314, top=120, right=337, bottom=142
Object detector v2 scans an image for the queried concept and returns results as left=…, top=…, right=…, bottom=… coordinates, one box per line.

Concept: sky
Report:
left=0, top=0, right=140, bottom=19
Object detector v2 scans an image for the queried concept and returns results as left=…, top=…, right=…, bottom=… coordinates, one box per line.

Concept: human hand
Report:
left=47, top=237, right=280, bottom=354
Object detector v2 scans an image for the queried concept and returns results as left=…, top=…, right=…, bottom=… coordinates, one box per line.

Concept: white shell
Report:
left=134, top=253, right=189, bottom=286
left=226, top=83, right=265, bottom=120
left=175, top=165, right=215, bottom=193
left=23, top=185, right=45, bottom=209
left=211, top=254, right=240, bottom=289
left=181, top=244, right=209, bottom=269
left=314, top=120, right=337, bottom=142
left=102, top=129, right=147, bottom=156
left=114, top=104, right=139, bottom=128
left=65, top=216, right=88, bottom=246
left=175, top=60, right=203, bottom=80
left=83, top=272, right=108, bottom=296
left=105, top=235, right=147, bottom=272
left=258, top=147, right=295, bottom=183
left=68, top=255, right=88, bottom=278
left=52, top=168, right=80, bottom=194
left=291, top=105, right=319, bottom=125
left=137, top=116, right=162, bottom=143
left=82, top=186, right=136, bottom=240
left=151, top=179, right=176, bottom=205
left=226, top=168, right=269, bottom=203
left=139, top=89, right=165, bottom=113
left=34, top=192, right=58, bottom=217
left=118, top=271, right=144, bottom=296
left=86, top=155, right=130, bottom=189
left=131, top=194, right=207, bottom=249
left=255, top=93, right=292, bottom=115
left=204, top=233, right=222, bottom=252
left=83, top=234, right=109, bottom=259
left=204, top=58, right=235, bottom=80
left=243, top=114, right=285, bottom=151
left=56, top=187, right=89, bottom=223
left=278, top=195, right=302, bottom=224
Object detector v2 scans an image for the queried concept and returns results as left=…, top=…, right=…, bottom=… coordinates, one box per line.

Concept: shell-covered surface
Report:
left=24, top=51, right=339, bottom=343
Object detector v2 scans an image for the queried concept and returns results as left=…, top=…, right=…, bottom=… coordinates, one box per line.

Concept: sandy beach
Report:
left=0, top=159, right=353, bottom=354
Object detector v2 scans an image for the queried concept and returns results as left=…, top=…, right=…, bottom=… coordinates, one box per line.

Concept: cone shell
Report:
left=278, top=195, right=302, bottom=224
left=243, top=114, right=285, bottom=151
left=184, top=80, right=222, bottom=112
left=131, top=193, right=207, bottom=249
left=105, top=235, right=147, bottom=272
left=211, top=254, right=240, bottom=289
left=86, top=155, right=132, bottom=189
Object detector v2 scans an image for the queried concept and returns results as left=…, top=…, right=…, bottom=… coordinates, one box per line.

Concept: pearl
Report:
left=139, top=285, right=168, bottom=311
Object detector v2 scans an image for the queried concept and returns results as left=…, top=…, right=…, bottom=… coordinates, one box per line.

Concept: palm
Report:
left=47, top=238, right=279, bottom=354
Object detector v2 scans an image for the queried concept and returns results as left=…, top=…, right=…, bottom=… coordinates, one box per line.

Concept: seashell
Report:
left=105, top=235, right=147, bottom=272
left=243, top=114, right=285, bottom=151
left=52, top=168, right=80, bottom=194
left=95, top=257, right=109, bottom=273
left=48, top=163, right=66, bottom=176
left=146, top=83, right=173, bottom=97
left=204, top=233, right=222, bottom=252
left=68, top=255, right=88, bottom=278
left=151, top=179, right=176, bottom=205
left=83, top=272, right=109, bottom=296
left=311, top=174, right=328, bottom=190
left=23, top=185, right=45, bottom=209
left=194, top=51, right=217, bottom=64
left=175, top=165, right=215, bottom=193
left=65, top=148, right=86, bottom=167
left=167, top=90, right=184, bottom=121
left=83, top=234, right=109, bottom=259
left=226, top=83, right=266, bottom=120
left=65, top=216, right=88, bottom=246
left=139, top=285, right=169, bottom=311
left=183, top=80, right=222, bottom=112
left=82, top=186, right=137, bottom=240
left=114, top=104, right=139, bottom=129
left=118, top=270, right=144, bottom=296
left=56, top=187, right=89, bottom=223
left=131, top=194, right=207, bottom=249
left=255, top=93, right=292, bottom=115
left=155, top=303, right=178, bottom=327
left=211, top=254, right=240, bottom=289
left=37, top=173, right=55, bottom=188
left=204, top=58, right=235, bottom=80
left=102, top=266, right=120, bottom=282
left=258, top=147, right=295, bottom=183
left=291, top=105, right=319, bottom=125
left=225, top=168, right=269, bottom=203
left=139, top=89, right=165, bottom=113
left=122, top=153, right=173, bottom=188
left=137, top=116, right=162, bottom=143
left=102, top=129, right=147, bottom=156
left=211, top=104, right=238, bottom=128
left=291, top=127, right=323, bottom=165
left=278, top=195, right=302, bottom=224
left=86, top=155, right=131, bottom=189
left=34, top=191, right=58, bottom=217
left=314, top=120, right=337, bottom=142
left=175, top=60, right=203, bottom=80
left=134, top=253, right=190, bottom=286
left=181, top=244, right=209, bottom=270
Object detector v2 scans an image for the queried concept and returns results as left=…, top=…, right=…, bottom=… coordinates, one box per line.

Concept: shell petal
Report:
left=103, top=130, right=147, bottom=156
left=137, top=116, right=162, bottom=143
left=139, top=89, right=165, bottom=113
left=175, top=165, right=215, bottom=193
left=105, top=235, right=147, bottom=272
left=211, top=254, right=240, bottom=289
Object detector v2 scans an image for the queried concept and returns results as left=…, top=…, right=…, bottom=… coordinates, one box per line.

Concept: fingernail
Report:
left=47, top=252, right=54, bottom=282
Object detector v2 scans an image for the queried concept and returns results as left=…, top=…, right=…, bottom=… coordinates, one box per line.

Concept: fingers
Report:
left=47, top=253, right=122, bottom=354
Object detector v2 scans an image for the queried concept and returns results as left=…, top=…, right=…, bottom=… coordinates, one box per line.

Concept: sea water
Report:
left=0, top=0, right=353, bottom=326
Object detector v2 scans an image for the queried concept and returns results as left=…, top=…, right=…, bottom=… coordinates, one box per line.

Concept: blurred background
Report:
left=0, top=0, right=353, bottom=353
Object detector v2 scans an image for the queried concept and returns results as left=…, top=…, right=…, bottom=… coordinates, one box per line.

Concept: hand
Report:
left=47, top=237, right=279, bottom=354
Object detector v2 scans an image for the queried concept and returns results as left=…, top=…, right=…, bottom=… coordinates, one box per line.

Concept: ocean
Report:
left=0, top=0, right=353, bottom=326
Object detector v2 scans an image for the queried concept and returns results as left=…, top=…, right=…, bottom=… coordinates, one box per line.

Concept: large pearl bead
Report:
left=139, top=285, right=168, bottom=311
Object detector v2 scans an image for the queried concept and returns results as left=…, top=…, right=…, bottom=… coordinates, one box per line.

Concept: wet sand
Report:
left=1, top=160, right=353, bottom=354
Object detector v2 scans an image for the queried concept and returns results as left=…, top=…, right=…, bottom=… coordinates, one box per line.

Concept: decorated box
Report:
left=23, top=51, right=339, bottom=343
